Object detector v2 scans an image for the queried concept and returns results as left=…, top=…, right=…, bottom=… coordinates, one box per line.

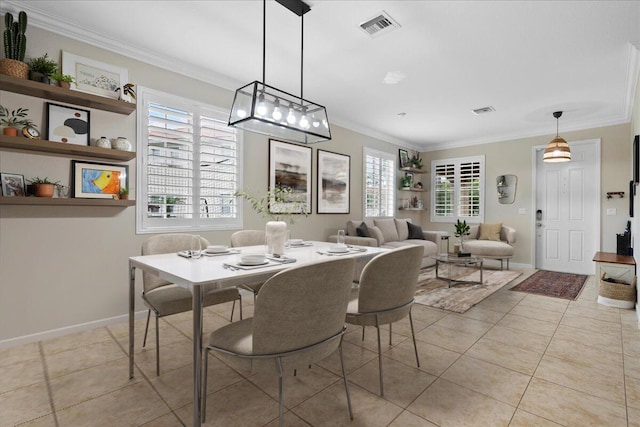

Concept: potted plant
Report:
left=119, top=187, right=129, bottom=200
left=50, top=72, right=75, bottom=89
left=409, top=154, right=423, bottom=170
left=0, top=105, right=35, bottom=136
left=401, top=174, right=412, bottom=190
left=115, top=83, right=136, bottom=103
left=28, top=177, right=59, bottom=198
left=27, top=53, right=57, bottom=83
left=454, top=219, right=471, bottom=255
left=0, top=11, right=29, bottom=79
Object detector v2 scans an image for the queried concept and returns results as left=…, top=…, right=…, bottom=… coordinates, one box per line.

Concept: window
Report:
left=430, top=155, right=484, bottom=223
left=364, top=148, right=395, bottom=217
left=137, top=87, right=243, bottom=233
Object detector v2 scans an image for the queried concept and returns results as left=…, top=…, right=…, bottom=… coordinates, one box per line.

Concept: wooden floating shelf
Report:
left=0, top=196, right=135, bottom=207
left=399, top=187, right=425, bottom=192
left=0, top=135, right=135, bottom=161
left=400, top=167, right=427, bottom=174
left=398, top=207, right=426, bottom=211
left=0, top=74, right=136, bottom=115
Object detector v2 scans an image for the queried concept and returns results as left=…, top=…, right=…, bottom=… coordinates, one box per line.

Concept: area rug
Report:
left=509, top=270, right=588, bottom=300
left=414, top=267, right=522, bottom=313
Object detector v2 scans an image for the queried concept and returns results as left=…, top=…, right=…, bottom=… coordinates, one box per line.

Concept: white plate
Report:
left=238, top=260, right=269, bottom=266
left=328, top=246, right=349, bottom=253
left=206, top=245, right=228, bottom=253
left=205, top=248, right=230, bottom=254
left=289, top=239, right=304, bottom=245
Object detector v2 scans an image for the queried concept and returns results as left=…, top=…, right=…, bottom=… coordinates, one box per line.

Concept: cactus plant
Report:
left=4, top=11, right=27, bottom=61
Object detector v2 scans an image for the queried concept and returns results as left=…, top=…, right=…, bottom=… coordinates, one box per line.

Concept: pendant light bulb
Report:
left=311, top=113, right=320, bottom=128
left=287, top=104, right=297, bottom=124
left=299, top=107, right=309, bottom=129
left=237, top=109, right=247, bottom=119
left=271, top=99, right=282, bottom=121
left=256, top=93, right=268, bottom=116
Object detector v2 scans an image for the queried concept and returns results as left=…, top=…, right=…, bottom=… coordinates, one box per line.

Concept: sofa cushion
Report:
left=368, top=225, right=385, bottom=245
left=407, top=222, right=425, bottom=240
left=478, top=223, right=502, bottom=241
left=375, top=218, right=399, bottom=243
left=464, top=240, right=514, bottom=257
left=356, top=222, right=371, bottom=237
left=394, top=218, right=411, bottom=241
left=382, top=240, right=438, bottom=258
left=347, top=219, right=374, bottom=236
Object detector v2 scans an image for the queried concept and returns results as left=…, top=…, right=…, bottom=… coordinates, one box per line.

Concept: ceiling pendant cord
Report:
left=300, top=11, right=304, bottom=101
left=262, top=0, right=266, bottom=84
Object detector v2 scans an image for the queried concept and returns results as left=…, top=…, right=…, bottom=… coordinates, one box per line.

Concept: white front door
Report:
left=534, top=139, right=600, bottom=274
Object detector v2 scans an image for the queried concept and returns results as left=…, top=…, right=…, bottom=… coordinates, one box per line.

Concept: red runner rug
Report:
left=510, top=270, right=588, bottom=300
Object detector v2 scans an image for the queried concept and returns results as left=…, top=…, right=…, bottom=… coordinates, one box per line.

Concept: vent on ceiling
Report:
left=472, top=106, right=496, bottom=115
left=359, top=11, right=401, bottom=38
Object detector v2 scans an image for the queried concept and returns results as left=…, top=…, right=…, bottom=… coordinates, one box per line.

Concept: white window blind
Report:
left=430, top=155, right=484, bottom=223
left=137, top=87, right=243, bottom=233
left=364, top=148, right=395, bottom=217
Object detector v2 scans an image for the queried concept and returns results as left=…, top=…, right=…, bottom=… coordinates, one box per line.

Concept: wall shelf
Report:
left=399, top=207, right=426, bottom=211
left=400, top=167, right=427, bottom=174
left=0, top=75, right=136, bottom=115
left=0, top=135, right=135, bottom=161
left=399, top=187, right=424, bottom=192
left=0, top=196, right=135, bottom=207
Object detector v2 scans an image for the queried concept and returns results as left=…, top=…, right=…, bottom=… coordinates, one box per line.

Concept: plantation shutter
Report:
left=458, top=159, right=481, bottom=218
left=433, top=163, right=455, bottom=218
left=364, top=148, right=395, bottom=217
left=430, top=156, right=484, bottom=223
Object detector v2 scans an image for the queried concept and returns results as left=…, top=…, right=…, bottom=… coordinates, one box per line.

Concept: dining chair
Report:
left=141, top=233, right=242, bottom=376
left=230, top=230, right=266, bottom=300
left=345, top=245, right=423, bottom=396
left=201, top=257, right=356, bottom=426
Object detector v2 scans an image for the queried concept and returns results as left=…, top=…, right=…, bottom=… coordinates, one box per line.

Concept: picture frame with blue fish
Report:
left=46, top=102, right=90, bottom=146
left=71, top=160, right=128, bottom=199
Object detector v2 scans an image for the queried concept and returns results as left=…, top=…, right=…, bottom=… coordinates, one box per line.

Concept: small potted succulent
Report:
left=50, top=72, right=75, bottom=89
left=27, top=53, right=57, bottom=83
left=401, top=174, right=412, bottom=190
left=28, top=176, right=60, bottom=198
left=0, top=105, right=34, bottom=136
left=119, top=187, right=129, bottom=200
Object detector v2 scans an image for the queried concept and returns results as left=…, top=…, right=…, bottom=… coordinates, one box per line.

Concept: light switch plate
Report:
left=606, top=208, right=616, bottom=215
left=518, top=208, right=526, bottom=214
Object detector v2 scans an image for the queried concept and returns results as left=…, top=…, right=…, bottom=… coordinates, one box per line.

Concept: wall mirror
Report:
left=497, top=174, right=517, bottom=204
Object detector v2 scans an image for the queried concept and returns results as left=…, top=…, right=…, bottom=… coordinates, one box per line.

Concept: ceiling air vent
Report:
left=472, top=106, right=496, bottom=115
left=359, top=11, right=401, bottom=38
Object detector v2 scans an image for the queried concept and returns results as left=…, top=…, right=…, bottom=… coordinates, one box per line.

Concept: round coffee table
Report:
left=430, top=254, right=484, bottom=287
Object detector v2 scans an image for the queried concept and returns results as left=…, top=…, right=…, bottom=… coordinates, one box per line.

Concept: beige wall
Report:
left=421, top=123, right=632, bottom=267
left=0, top=27, right=405, bottom=343
left=632, top=65, right=640, bottom=265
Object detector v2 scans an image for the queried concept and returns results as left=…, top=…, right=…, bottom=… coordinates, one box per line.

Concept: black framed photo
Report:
left=0, top=173, right=26, bottom=197
left=399, top=149, right=410, bottom=168
left=631, top=180, right=635, bottom=218
left=71, top=160, right=128, bottom=199
left=317, top=149, right=350, bottom=214
left=268, top=139, right=312, bottom=214
left=634, top=135, right=639, bottom=184
left=46, top=102, right=90, bottom=146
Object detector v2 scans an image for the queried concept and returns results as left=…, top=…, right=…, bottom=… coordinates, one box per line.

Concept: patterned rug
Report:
left=414, top=267, right=522, bottom=313
left=509, top=269, right=588, bottom=300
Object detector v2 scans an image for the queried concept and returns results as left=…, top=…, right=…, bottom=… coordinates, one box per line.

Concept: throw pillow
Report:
left=356, top=222, right=371, bottom=237
left=407, top=222, right=425, bottom=240
left=478, top=223, right=502, bottom=241
left=368, top=225, right=385, bottom=245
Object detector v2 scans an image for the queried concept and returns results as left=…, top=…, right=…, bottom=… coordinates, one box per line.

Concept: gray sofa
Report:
left=462, top=224, right=516, bottom=269
left=328, top=218, right=447, bottom=269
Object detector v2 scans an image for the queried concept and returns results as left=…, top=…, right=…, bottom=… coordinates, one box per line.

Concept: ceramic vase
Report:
left=112, top=136, right=132, bottom=151
left=95, top=136, right=111, bottom=149
left=265, top=221, right=287, bottom=255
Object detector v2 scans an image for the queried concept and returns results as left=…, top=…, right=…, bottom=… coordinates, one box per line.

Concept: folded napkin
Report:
left=203, top=249, right=240, bottom=257
left=287, top=242, right=314, bottom=247
left=266, top=255, right=297, bottom=264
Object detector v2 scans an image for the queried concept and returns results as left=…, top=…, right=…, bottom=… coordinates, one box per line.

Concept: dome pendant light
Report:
left=228, top=0, right=331, bottom=144
left=543, top=111, right=571, bottom=163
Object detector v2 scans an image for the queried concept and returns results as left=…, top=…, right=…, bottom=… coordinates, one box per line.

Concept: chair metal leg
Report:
left=375, top=315, right=384, bottom=396
left=338, top=338, right=354, bottom=420
left=389, top=323, right=392, bottom=345
left=142, top=309, right=151, bottom=347
left=239, top=295, right=243, bottom=320
left=201, top=348, right=209, bottom=423
left=409, top=310, right=420, bottom=368
left=230, top=299, right=236, bottom=322
left=276, top=357, right=284, bottom=427
left=361, top=325, right=365, bottom=341
left=155, top=315, right=160, bottom=376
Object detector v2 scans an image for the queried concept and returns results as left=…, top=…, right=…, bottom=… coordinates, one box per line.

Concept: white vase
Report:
left=95, top=136, right=111, bottom=149
left=112, top=136, right=132, bottom=151
left=265, top=221, right=287, bottom=255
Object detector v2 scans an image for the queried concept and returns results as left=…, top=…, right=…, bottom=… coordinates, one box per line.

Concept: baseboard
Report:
left=0, top=310, right=149, bottom=350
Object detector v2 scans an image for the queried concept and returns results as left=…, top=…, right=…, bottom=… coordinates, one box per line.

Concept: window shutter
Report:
left=458, top=160, right=481, bottom=218
left=433, top=163, right=455, bottom=218
left=364, top=149, right=395, bottom=217
left=430, top=156, right=484, bottom=223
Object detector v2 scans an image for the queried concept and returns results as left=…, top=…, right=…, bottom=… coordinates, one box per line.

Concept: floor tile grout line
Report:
left=38, top=340, right=59, bottom=427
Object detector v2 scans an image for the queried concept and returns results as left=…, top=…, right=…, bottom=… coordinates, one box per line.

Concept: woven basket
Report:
left=599, top=274, right=636, bottom=302
left=0, top=58, right=29, bottom=80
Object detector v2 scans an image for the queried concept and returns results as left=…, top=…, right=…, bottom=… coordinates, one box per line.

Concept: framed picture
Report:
left=62, top=51, right=128, bottom=99
left=631, top=180, right=635, bottom=218
left=634, top=135, right=639, bottom=184
left=268, top=139, right=312, bottom=214
left=0, top=173, right=25, bottom=197
left=317, top=150, right=350, bottom=214
left=71, top=160, right=128, bottom=199
left=404, top=171, right=414, bottom=187
left=399, top=149, right=410, bottom=168
left=46, top=102, right=90, bottom=146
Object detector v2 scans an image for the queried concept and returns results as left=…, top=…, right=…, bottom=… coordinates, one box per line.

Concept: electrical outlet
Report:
left=606, top=208, right=616, bottom=216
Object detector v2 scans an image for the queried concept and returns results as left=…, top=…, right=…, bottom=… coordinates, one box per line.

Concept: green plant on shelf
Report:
left=27, top=53, right=57, bottom=76
left=0, top=105, right=34, bottom=128
left=28, top=176, right=60, bottom=185
left=50, top=72, right=75, bottom=83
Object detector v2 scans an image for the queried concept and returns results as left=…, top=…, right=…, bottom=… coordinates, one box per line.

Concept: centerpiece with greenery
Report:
left=454, top=219, right=471, bottom=256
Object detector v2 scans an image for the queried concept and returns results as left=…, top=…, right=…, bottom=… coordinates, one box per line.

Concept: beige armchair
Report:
left=463, top=223, right=516, bottom=270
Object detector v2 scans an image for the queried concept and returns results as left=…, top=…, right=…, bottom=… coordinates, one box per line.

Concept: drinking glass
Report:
left=337, top=229, right=346, bottom=246
left=190, top=235, right=202, bottom=259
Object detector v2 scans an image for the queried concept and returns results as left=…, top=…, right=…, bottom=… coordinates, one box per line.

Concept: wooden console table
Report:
left=592, top=251, right=636, bottom=283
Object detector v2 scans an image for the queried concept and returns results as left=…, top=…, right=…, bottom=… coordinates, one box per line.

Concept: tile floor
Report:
left=1, top=268, right=639, bottom=426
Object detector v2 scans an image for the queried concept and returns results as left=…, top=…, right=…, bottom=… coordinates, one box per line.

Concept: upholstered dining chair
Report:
left=230, top=230, right=266, bottom=300
left=201, top=257, right=356, bottom=426
left=345, top=245, right=423, bottom=396
left=141, top=233, right=242, bottom=376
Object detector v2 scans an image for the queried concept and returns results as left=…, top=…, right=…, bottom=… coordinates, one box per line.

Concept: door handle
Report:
left=537, top=222, right=543, bottom=227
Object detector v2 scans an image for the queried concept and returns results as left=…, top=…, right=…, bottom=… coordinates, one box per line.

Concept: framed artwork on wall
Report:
left=634, top=135, right=639, bottom=184
left=0, top=173, right=26, bottom=197
left=71, top=160, right=128, bottom=199
left=317, top=149, right=350, bottom=214
left=399, top=149, right=409, bottom=168
left=46, top=102, right=90, bottom=146
left=62, top=51, right=128, bottom=99
left=268, top=139, right=312, bottom=214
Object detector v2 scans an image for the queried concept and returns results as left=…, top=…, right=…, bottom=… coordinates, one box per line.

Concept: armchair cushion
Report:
left=478, top=223, right=502, bottom=241
left=407, top=222, right=425, bottom=240
left=356, top=222, right=371, bottom=237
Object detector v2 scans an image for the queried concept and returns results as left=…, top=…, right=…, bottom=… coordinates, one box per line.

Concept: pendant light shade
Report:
left=543, top=111, right=571, bottom=163
left=228, top=0, right=331, bottom=144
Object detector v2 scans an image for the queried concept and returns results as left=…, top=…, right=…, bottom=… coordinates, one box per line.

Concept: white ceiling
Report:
left=5, top=1, right=640, bottom=151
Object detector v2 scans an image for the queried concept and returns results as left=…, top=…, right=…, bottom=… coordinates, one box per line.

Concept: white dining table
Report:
left=128, top=241, right=387, bottom=427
